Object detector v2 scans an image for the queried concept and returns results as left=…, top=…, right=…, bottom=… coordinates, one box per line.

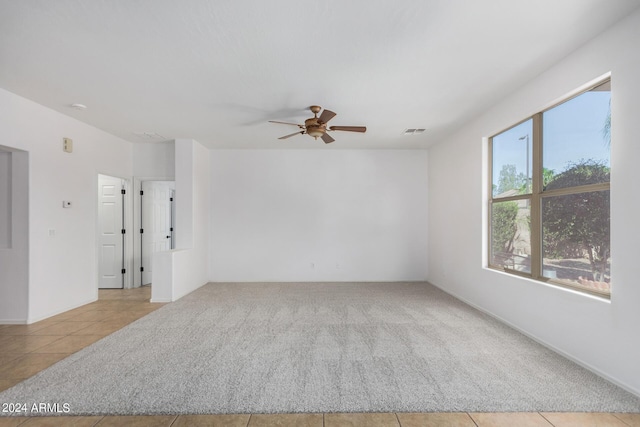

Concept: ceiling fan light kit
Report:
left=269, top=105, right=366, bottom=144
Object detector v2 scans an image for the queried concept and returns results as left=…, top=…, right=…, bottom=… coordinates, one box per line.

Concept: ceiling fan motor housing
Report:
left=304, top=117, right=326, bottom=138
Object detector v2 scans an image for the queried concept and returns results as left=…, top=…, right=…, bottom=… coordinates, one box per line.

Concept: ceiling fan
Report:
left=269, top=105, right=366, bottom=144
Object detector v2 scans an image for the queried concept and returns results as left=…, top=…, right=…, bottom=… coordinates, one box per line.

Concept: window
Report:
left=489, top=79, right=611, bottom=297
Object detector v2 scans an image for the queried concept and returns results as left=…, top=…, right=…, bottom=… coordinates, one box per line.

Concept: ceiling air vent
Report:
left=132, top=132, right=166, bottom=140
left=403, top=128, right=426, bottom=135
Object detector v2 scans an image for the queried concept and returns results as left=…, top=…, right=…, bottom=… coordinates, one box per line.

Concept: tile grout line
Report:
left=612, top=412, right=633, bottom=427
left=466, top=412, right=479, bottom=427
left=537, top=412, right=555, bottom=426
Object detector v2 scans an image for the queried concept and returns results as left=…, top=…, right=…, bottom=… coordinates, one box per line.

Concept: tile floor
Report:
left=1, top=287, right=639, bottom=427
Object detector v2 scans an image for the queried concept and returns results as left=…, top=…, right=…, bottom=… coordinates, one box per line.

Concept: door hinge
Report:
left=140, top=228, right=144, bottom=234
left=170, top=197, right=173, bottom=202
left=170, top=227, right=173, bottom=232
left=121, top=189, right=126, bottom=195
left=140, top=190, right=144, bottom=196
left=121, top=268, right=126, bottom=274
left=140, top=267, right=144, bottom=272
left=121, top=229, right=126, bottom=234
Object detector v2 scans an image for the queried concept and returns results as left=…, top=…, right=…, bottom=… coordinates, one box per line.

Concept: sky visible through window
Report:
left=492, top=89, right=611, bottom=191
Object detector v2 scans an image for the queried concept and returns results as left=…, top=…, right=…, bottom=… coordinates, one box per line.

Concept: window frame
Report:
left=487, top=78, right=611, bottom=298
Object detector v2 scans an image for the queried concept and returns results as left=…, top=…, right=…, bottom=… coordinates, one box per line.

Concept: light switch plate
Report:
left=63, top=138, right=73, bottom=153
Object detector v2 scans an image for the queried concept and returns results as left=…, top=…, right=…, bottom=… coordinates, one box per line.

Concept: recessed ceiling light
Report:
left=70, top=103, right=87, bottom=110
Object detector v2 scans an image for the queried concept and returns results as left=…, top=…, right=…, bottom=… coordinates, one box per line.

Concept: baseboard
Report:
left=207, top=280, right=429, bottom=284
left=427, top=280, right=640, bottom=399
left=26, top=296, right=97, bottom=324
left=0, top=318, right=28, bottom=325
left=150, top=298, right=172, bottom=303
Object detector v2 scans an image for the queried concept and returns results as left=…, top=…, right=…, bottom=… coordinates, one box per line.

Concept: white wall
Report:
left=427, top=10, right=640, bottom=395
left=0, top=149, right=29, bottom=323
left=210, top=150, right=429, bottom=282
left=133, top=140, right=175, bottom=178
left=152, top=139, right=210, bottom=302
left=0, top=151, right=11, bottom=248
left=0, top=88, right=133, bottom=323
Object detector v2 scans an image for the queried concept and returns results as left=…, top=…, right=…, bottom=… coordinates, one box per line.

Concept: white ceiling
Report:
left=1, top=0, right=638, bottom=149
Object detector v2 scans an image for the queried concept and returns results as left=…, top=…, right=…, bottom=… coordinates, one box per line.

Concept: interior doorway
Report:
left=97, top=174, right=127, bottom=289
left=140, top=180, right=175, bottom=286
left=0, top=146, right=29, bottom=323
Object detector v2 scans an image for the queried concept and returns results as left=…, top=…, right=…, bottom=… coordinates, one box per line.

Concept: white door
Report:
left=98, top=174, right=124, bottom=289
left=141, top=181, right=174, bottom=285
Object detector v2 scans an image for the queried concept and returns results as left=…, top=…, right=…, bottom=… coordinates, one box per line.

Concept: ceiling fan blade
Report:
left=329, top=126, right=366, bottom=133
left=269, top=120, right=304, bottom=128
left=321, top=133, right=335, bottom=144
left=318, top=109, right=336, bottom=124
left=278, top=131, right=304, bottom=140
